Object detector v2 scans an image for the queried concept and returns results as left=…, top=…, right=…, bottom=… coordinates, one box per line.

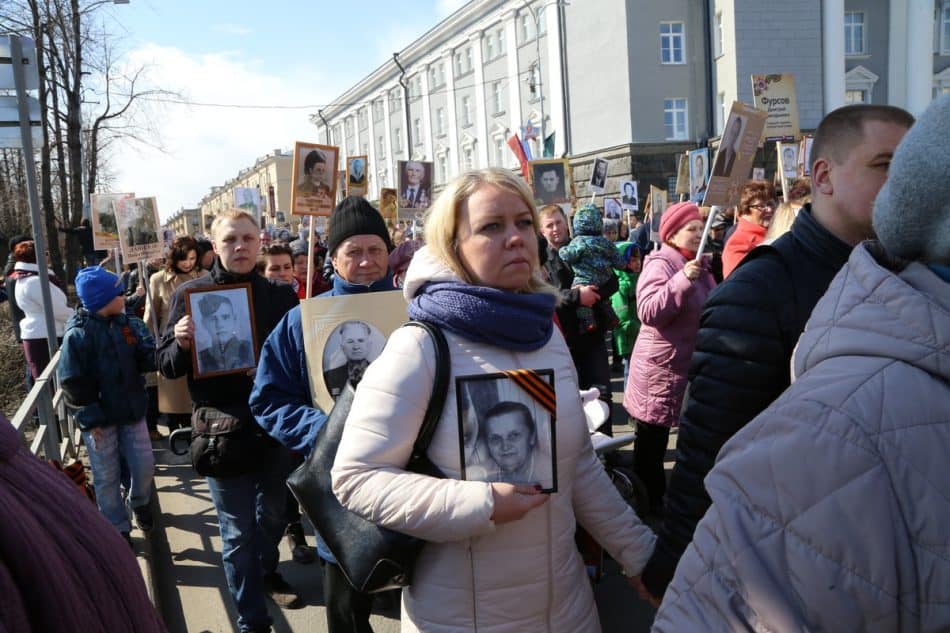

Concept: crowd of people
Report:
left=1, top=98, right=947, bottom=633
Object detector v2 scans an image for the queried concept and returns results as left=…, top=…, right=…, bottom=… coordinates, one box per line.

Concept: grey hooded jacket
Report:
left=653, top=242, right=950, bottom=632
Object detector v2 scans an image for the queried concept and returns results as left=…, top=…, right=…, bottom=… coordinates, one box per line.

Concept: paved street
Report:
left=150, top=374, right=665, bottom=632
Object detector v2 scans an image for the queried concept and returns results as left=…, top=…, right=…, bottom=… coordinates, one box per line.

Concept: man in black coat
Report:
left=639, top=104, right=915, bottom=601
left=158, top=208, right=300, bottom=632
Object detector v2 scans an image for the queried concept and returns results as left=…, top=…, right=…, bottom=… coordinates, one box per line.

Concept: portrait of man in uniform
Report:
left=187, top=285, right=258, bottom=378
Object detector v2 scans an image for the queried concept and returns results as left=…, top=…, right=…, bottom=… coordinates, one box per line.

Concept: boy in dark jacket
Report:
left=58, top=266, right=157, bottom=545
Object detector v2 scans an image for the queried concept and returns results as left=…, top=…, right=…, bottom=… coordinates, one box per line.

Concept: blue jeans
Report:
left=206, top=446, right=293, bottom=632
left=82, top=420, right=154, bottom=532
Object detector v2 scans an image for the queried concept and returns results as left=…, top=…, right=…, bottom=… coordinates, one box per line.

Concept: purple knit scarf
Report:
left=408, top=281, right=556, bottom=352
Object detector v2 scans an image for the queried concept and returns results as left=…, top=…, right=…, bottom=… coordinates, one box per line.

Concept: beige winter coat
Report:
left=145, top=267, right=206, bottom=414
left=332, top=247, right=655, bottom=633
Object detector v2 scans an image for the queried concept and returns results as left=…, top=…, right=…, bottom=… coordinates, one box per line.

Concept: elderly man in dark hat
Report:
left=251, top=195, right=395, bottom=633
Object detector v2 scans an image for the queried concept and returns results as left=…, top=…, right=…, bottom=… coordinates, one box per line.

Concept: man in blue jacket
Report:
left=251, top=196, right=395, bottom=633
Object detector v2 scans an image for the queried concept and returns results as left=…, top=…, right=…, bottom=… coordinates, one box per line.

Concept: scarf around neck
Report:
left=408, top=281, right=556, bottom=351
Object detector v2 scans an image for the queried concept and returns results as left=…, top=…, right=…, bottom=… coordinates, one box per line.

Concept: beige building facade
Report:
left=198, top=150, right=294, bottom=233
left=164, top=207, right=201, bottom=239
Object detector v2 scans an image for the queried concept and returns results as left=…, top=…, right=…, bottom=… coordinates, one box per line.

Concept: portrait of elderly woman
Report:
left=187, top=285, right=257, bottom=378
left=292, top=142, right=338, bottom=215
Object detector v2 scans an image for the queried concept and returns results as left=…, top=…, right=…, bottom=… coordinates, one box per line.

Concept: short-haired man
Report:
left=250, top=195, right=395, bottom=633
left=196, top=294, right=254, bottom=373
left=535, top=167, right=565, bottom=204
left=538, top=204, right=617, bottom=430
left=640, top=104, right=915, bottom=601
left=158, top=208, right=301, bottom=633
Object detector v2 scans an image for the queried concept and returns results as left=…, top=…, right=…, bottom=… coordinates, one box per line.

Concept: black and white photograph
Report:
left=711, top=114, right=745, bottom=178
left=455, top=370, right=557, bottom=492
left=397, top=160, right=433, bottom=211
left=321, top=319, right=387, bottom=400
left=620, top=180, right=639, bottom=210
left=116, top=196, right=163, bottom=260
left=291, top=141, right=339, bottom=216
left=186, top=283, right=258, bottom=379
left=604, top=197, right=622, bottom=221
left=529, top=159, right=570, bottom=205
left=589, top=157, right=608, bottom=194
left=347, top=155, right=368, bottom=197
left=688, top=148, right=709, bottom=198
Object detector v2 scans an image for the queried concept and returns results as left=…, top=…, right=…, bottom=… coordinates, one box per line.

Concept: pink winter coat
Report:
left=623, top=244, right=715, bottom=427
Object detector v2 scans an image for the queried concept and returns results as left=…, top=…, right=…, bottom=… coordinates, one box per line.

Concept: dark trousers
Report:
left=633, top=420, right=671, bottom=513
left=570, top=331, right=612, bottom=435
left=322, top=560, right=374, bottom=633
left=22, top=338, right=61, bottom=380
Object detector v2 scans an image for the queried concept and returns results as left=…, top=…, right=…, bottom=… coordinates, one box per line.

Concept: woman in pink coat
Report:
left=623, top=202, right=716, bottom=514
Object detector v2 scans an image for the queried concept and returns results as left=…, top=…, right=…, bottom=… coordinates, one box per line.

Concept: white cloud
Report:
left=106, top=43, right=328, bottom=222
left=436, top=0, right=469, bottom=17
left=211, top=23, right=253, bottom=36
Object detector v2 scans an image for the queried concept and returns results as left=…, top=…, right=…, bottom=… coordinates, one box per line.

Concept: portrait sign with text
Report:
left=91, top=192, right=132, bottom=250
left=300, top=290, right=408, bottom=413
left=116, top=196, right=163, bottom=260
left=347, top=155, right=368, bottom=197
left=233, top=187, right=262, bottom=225
left=529, top=158, right=573, bottom=205
left=751, top=73, right=800, bottom=143
left=185, top=283, right=258, bottom=379
left=456, top=369, right=558, bottom=493
left=291, top=141, right=339, bottom=217
left=703, top=102, right=768, bottom=206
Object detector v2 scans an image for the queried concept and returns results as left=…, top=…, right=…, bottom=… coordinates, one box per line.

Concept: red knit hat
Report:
left=659, top=202, right=702, bottom=243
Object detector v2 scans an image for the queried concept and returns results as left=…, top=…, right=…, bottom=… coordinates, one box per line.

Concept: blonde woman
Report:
left=332, top=168, right=656, bottom=632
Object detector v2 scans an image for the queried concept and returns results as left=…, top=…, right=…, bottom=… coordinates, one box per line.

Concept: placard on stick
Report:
left=703, top=102, right=768, bottom=207
left=291, top=141, right=339, bottom=217
left=751, top=73, right=801, bottom=143
left=116, top=196, right=163, bottom=261
left=91, top=192, right=132, bottom=250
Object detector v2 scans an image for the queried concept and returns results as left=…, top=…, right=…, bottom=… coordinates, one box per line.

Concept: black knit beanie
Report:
left=327, top=196, right=394, bottom=256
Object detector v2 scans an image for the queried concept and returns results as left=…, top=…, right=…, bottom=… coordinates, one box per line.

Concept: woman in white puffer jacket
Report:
left=332, top=168, right=655, bottom=633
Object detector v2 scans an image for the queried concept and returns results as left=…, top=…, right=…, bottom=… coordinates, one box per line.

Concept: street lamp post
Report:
left=523, top=0, right=568, bottom=155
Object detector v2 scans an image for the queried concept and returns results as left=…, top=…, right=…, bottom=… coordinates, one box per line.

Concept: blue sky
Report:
left=98, top=0, right=467, bottom=220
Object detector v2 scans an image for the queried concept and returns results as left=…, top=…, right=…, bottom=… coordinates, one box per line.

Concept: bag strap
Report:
left=402, top=320, right=450, bottom=464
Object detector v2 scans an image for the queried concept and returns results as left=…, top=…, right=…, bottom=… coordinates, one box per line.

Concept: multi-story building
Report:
left=198, top=149, right=293, bottom=233
left=164, top=207, right=201, bottom=238
left=316, top=0, right=949, bottom=201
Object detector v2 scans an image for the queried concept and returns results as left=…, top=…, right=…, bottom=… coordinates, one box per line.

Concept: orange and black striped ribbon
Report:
left=501, top=369, right=556, bottom=416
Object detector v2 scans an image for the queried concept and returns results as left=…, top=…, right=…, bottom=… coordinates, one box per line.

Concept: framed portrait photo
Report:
left=589, top=157, right=608, bottom=194
left=291, top=141, right=339, bottom=217
left=300, top=290, right=408, bottom=412
left=397, top=160, right=434, bottom=212
left=379, top=187, right=397, bottom=221
left=529, top=158, right=572, bottom=205
left=91, top=192, right=131, bottom=250
left=347, top=155, right=368, bottom=197
left=185, top=283, right=259, bottom=379
left=455, top=370, right=558, bottom=493
left=116, top=196, right=163, bottom=261
left=619, top=180, right=639, bottom=211
left=603, top=197, right=623, bottom=222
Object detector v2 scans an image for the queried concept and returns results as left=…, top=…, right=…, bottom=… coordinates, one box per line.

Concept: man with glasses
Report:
left=721, top=181, right=777, bottom=278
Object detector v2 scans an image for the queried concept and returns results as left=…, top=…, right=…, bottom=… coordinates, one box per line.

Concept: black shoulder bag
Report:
left=286, top=320, right=449, bottom=594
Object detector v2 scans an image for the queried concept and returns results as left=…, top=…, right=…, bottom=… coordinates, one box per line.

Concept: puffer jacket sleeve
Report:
left=128, top=316, right=157, bottom=374
left=654, top=389, right=907, bottom=632
left=572, top=440, right=655, bottom=575
left=57, top=323, right=106, bottom=428
left=635, top=254, right=693, bottom=329
left=557, top=238, right=585, bottom=266
left=641, top=253, right=793, bottom=598
left=332, top=326, right=495, bottom=543
left=250, top=307, right=328, bottom=455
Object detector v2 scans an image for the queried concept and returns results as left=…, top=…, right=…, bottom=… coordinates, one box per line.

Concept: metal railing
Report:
left=9, top=350, right=79, bottom=461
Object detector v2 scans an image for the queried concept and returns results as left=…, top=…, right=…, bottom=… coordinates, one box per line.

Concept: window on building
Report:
left=455, top=51, right=463, bottom=76
left=844, top=12, right=865, bottom=56
left=359, top=108, right=368, bottom=130
left=437, top=153, right=448, bottom=182
left=373, top=100, right=383, bottom=122
left=486, top=33, right=495, bottom=59
left=345, top=118, right=353, bottom=136
left=714, top=13, right=723, bottom=57
left=394, top=128, right=402, bottom=152
left=941, top=3, right=950, bottom=54
left=462, top=95, right=472, bottom=126
left=493, top=136, right=506, bottom=166
left=430, top=66, right=439, bottom=88
left=436, top=107, right=446, bottom=136
left=845, top=89, right=868, bottom=104
left=538, top=7, right=546, bottom=35
left=465, top=47, right=473, bottom=71
left=413, top=118, right=423, bottom=145
left=663, top=98, right=688, bottom=140
left=492, top=81, right=504, bottom=113
left=438, top=63, right=446, bottom=86
left=390, top=90, right=402, bottom=113
left=463, top=146, right=475, bottom=171
left=521, top=14, right=534, bottom=42
left=660, top=22, right=685, bottom=64
left=498, top=28, right=505, bottom=54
